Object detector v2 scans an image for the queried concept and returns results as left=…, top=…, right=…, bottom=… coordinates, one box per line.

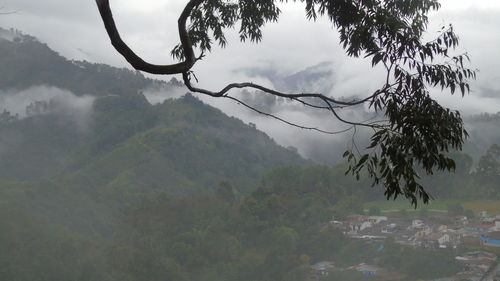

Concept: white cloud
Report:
left=0, top=0, right=499, bottom=161
left=142, top=85, right=187, bottom=104
left=0, top=86, right=95, bottom=122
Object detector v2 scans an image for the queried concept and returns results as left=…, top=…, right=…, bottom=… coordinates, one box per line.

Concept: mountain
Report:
left=0, top=28, right=497, bottom=281
left=0, top=27, right=308, bottom=241
left=0, top=27, right=180, bottom=96
left=0, top=27, right=305, bottom=196
left=464, top=112, right=500, bottom=159
left=240, top=61, right=335, bottom=94
left=238, top=59, right=500, bottom=166
left=0, top=27, right=497, bottom=217
left=69, top=93, right=306, bottom=197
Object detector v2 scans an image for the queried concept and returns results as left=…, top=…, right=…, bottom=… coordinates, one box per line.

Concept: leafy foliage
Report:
left=474, top=144, right=500, bottom=198
left=340, top=16, right=475, bottom=205
left=1, top=164, right=469, bottom=281
left=100, top=0, right=476, bottom=205
left=0, top=28, right=493, bottom=281
left=0, top=109, right=18, bottom=124
left=0, top=34, right=304, bottom=189
left=477, top=144, right=500, bottom=176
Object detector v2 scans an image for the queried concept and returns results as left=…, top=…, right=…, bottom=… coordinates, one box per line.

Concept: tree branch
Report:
left=95, top=0, right=201, bottom=74
left=95, top=0, right=475, bottom=205
left=96, top=0, right=388, bottom=123
left=224, top=96, right=354, bottom=135
left=182, top=72, right=383, bottom=107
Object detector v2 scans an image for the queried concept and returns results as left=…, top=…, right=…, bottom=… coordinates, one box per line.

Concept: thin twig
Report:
left=225, top=96, right=354, bottom=135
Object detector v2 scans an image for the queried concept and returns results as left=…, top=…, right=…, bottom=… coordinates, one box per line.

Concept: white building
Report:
left=366, top=216, right=388, bottom=224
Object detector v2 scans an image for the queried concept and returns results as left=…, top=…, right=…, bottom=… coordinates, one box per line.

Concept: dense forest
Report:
left=0, top=165, right=463, bottom=281
left=0, top=28, right=499, bottom=281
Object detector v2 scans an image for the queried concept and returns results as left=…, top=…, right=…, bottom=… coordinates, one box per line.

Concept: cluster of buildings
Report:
left=307, top=211, right=500, bottom=281
left=331, top=211, right=500, bottom=249
left=308, top=261, right=400, bottom=281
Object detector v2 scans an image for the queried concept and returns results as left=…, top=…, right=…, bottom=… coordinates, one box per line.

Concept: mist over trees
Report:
left=96, top=0, right=476, bottom=205
left=0, top=25, right=499, bottom=281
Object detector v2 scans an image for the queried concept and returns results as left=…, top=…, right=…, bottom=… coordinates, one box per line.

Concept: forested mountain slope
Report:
left=0, top=28, right=304, bottom=194
left=0, top=27, right=172, bottom=96
left=0, top=26, right=498, bottom=281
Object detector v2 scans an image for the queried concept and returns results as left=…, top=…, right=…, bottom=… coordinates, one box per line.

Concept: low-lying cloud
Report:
left=1, top=0, right=498, bottom=163
left=0, top=85, right=95, bottom=124
left=142, top=84, right=188, bottom=105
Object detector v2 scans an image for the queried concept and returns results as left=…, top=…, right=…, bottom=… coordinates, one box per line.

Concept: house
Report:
left=414, top=230, right=428, bottom=239
left=480, top=231, right=500, bottom=247
left=346, top=215, right=366, bottom=223
left=438, top=234, right=451, bottom=247
left=421, top=233, right=450, bottom=248
left=348, top=263, right=381, bottom=277
left=358, top=235, right=387, bottom=240
left=461, top=236, right=481, bottom=246
left=494, top=220, right=500, bottom=231
left=438, top=225, right=448, bottom=232
left=481, top=216, right=496, bottom=224
left=466, top=224, right=494, bottom=233
left=310, top=261, right=335, bottom=277
left=408, top=219, right=425, bottom=230
left=413, top=225, right=432, bottom=236
left=479, top=211, right=489, bottom=218
left=453, top=215, right=468, bottom=226
left=349, top=221, right=373, bottom=234
left=366, top=216, right=388, bottom=224
left=329, top=220, right=348, bottom=232
left=382, top=223, right=398, bottom=234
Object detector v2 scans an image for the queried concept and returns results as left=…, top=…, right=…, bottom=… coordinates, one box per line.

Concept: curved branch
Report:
left=224, top=96, right=354, bottom=135
left=96, top=0, right=388, bottom=111
left=95, top=0, right=201, bottom=74
left=323, top=99, right=388, bottom=130
left=96, top=0, right=397, bottom=135
left=182, top=72, right=383, bottom=107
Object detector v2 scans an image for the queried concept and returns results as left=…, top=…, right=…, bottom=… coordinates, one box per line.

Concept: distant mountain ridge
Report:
left=0, top=27, right=181, bottom=96
left=240, top=61, right=335, bottom=94
left=0, top=27, right=305, bottom=197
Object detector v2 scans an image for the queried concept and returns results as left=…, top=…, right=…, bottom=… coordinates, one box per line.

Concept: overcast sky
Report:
left=1, top=0, right=499, bottom=159
left=1, top=0, right=498, bottom=105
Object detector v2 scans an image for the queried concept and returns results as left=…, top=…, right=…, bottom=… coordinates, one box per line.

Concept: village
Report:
left=309, top=209, right=500, bottom=281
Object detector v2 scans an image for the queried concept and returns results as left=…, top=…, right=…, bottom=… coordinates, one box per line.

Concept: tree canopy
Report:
left=95, top=0, right=476, bottom=206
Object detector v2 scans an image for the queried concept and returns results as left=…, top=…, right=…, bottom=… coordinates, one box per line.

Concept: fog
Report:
left=1, top=0, right=498, bottom=157
left=142, top=84, right=188, bottom=104
left=0, top=86, right=94, bottom=118
left=0, top=1, right=499, bottom=281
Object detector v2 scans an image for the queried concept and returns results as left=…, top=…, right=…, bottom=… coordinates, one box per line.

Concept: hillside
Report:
left=0, top=27, right=499, bottom=281
left=69, top=93, right=306, bottom=197
left=0, top=27, right=304, bottom=195
left=0, top=27, right=308, bottom=242
left=0, top=27, right=177, bottom=96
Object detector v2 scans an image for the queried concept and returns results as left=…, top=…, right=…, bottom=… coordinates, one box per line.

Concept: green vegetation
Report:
left=98, top=0, right=476, bottom=206
left=0, top=30, right=308, bottom=188
left=0, top=29, right=497, bottom=281
left=378, top=239, right=460, bottom=280
left=0, top=165, right=463, bottom=281
left=0, top=27, right=175, bottom=96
